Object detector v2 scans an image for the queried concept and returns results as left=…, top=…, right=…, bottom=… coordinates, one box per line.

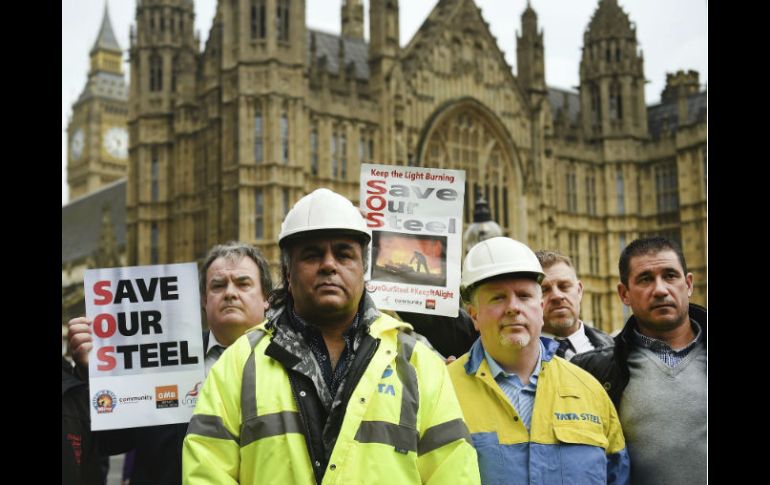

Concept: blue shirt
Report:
left=632, top=319, right=703, bottom=368
left=483, top=340, right=544, bottom=431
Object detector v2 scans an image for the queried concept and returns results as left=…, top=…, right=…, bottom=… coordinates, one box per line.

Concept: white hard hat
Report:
left=279, top=188, right=371, bottom=246
left=461, top=237, right=544, bottom=301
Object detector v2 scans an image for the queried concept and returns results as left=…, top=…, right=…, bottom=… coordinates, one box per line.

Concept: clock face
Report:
left=71, top=129, right=84, bottom=160
left=103, top=127, right=128, bottom=159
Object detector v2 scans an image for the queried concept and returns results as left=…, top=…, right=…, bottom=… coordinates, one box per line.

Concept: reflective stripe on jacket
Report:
left=183, top=311, right=480, bottom=485
left=448, top=337, right=630, bottom=485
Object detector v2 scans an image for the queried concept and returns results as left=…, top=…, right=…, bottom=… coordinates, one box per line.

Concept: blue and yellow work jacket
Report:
left=183, top=307, right=480, bottom=485
left=448, top=337, right=630, bottom=485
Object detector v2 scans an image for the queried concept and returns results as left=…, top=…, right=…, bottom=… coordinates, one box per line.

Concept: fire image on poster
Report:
left=371, top=231, right=447, bottom=287
left=361, top=163, right=465, bottom=317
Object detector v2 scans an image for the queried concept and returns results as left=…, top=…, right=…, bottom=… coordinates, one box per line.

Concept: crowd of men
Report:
left=64, top=187, right=706, bottom=485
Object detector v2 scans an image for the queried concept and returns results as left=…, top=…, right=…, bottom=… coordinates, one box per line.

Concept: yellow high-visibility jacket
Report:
left=448, top=337, right=630, bottom=485
left=183, top=307, right=480, bottom=485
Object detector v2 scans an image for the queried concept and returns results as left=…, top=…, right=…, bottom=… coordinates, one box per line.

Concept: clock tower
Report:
left=67, top=2, right=128, bottom=201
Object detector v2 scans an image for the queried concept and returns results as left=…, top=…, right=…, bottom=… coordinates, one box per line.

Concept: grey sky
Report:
left=62, top=0, right=707, bottom=205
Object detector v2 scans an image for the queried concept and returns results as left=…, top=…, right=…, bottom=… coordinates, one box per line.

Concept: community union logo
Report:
left=155, top=385, right=179, bottom=409
left=182, top=382, right=202, bottom=407
left=92, top=390, right=117, bottom=414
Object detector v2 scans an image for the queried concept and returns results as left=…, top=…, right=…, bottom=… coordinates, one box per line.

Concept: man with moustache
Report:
left=183, top=188, right=480, bottom=484
left=448, top=237, right=629, bottom=485
left=572, top=237, right=706, bottom=485
left=535, top=250, right=613, bottom=360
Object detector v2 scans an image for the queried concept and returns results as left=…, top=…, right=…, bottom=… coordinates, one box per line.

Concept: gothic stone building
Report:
left=63, top=0, right=707, bottom=334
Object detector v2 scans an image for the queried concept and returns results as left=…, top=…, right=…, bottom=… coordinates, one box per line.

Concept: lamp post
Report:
left=463, top=196, right=503, bottom=255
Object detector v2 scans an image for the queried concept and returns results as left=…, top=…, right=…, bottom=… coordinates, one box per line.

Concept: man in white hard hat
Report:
left=447, top=237, right=630, bottom=485
left=183, top=188, right=480, bottom=484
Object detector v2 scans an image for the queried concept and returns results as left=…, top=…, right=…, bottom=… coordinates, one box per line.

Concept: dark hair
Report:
left=269, top=234, right=370, bottom=309
left=535, top=250, right=575, bottom=271
left=199, top=241, right=273, bottom=299
left=619, top=236, right=687, bottom=286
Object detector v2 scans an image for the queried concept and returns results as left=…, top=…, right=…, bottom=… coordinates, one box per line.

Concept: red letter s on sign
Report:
left=96, top=346, right=116, bottom=371
left=93, top=281, right=113, bottom=306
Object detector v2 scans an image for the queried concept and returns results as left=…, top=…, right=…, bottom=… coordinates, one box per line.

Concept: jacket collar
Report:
left=260, top=292, right=408, bottom=340
left=615, top=303, right=707, bottom=361
left=464, top=336, right=560, bottom=375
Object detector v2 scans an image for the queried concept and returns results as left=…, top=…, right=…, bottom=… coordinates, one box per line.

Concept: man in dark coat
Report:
left=535, top=250, right=614, bottom=360
left=62, top=356, right=104, bottom=485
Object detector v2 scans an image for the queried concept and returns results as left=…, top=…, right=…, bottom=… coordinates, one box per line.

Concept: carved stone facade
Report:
left=64, top=0, right=707, bottom=333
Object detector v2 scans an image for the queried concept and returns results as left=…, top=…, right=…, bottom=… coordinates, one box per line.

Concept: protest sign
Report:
left=84, top=263, right=204, bottom=430
left=361, top=163, right=465, bottom=317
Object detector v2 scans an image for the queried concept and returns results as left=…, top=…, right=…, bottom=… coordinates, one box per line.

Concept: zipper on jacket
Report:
left=287, top=371, right=324, bottom=484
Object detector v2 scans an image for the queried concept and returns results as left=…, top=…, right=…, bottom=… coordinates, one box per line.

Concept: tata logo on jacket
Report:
left=155, top=385, right=179, bottom=408
left=378, top=365, right=396, bottom=396
left=554, top=412, right=602, bottom=424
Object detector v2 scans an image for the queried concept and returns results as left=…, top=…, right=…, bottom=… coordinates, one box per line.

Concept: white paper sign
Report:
left=84, top=263, right=205, bottom=430
left=361, top=163, right=465, bottom=317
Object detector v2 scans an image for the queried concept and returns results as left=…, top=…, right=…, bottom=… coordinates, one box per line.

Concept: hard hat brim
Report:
left=460, top=270, right=544, bottom=303
left=279, top=228, right=372, bottom=248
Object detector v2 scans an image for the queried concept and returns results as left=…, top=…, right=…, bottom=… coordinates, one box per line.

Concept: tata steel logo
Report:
left=155, top=385, right=179, bottom=409
left=182, top=382, right=202, bottom=407
left=92, top=390, right=117, bottom=414
left=378, top=365, right=396, bottom=396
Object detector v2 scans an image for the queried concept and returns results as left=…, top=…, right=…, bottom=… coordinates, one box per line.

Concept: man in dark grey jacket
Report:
left=535, top=250, right=613, bottom=360
left=571, top=237, right=706, bottom=485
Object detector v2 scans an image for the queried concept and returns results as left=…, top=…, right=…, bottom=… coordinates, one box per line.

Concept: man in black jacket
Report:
left=67, top=242, right=272, bottom=485
left=63, top=356, right=104, bottom=485
left=535, top=250, right=613, bottom=360
left=571, top=237, right=706, bottom=485
left=396, top=308, right=479, bottom=359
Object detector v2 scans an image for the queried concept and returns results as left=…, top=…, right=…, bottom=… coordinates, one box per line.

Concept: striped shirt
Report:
left=483, top=341, right=544, bottom=431
left=632, top=319, right=703, bottom=368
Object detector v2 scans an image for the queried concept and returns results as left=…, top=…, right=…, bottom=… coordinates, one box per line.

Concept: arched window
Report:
left=310, top=124, right=318, bottom=175
left=421, top=107, right=515, bottom=234
left=590, top=83, right=601, bottom=131
left=171, top=55, right=179, bottom=92
left=251, top=0, right=266, bottom=39
left=276, top=0, right=290, bottom=42
left=609, top=80, right=623, bottom=121
left=254, top=101, right=263, bottom=164
left=280, top=108, right=289, bottom=164
left=150, top=53, right=163, bottom=91
left=331, top=129, right=338, bottom=177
